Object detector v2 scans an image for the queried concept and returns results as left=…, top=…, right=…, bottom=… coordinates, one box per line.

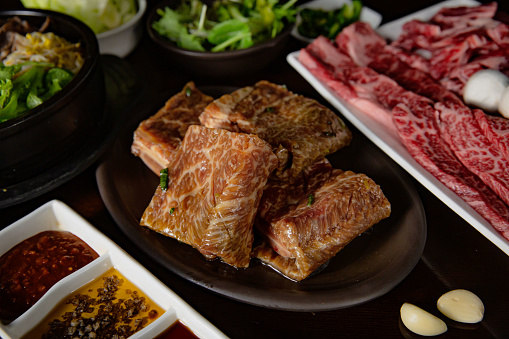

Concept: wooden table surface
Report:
left=1, top=0, right=509, bottom=338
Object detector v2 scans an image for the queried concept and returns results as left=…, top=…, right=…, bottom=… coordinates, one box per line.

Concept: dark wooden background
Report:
left=1, top=0, right=509, bottom=338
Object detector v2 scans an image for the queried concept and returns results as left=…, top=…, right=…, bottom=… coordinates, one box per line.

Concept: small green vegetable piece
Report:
left=307, top=194, right=314, bottom=206
left=185, top=86, right=192, bottom=97
left=160, top=168, right=169, bottom=190
left=170, top=207, right=175, bottom=214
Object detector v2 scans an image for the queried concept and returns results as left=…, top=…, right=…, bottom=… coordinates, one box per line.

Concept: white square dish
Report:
left=0, top=200, right=228, bottom=339
left=291, top=0, right=383, bottom=44
left=287, top=0, right=509, bottom=256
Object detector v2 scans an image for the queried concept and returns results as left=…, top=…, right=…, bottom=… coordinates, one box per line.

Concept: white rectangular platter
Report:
left=0, top=200, right=228, bottom=339
left=287, top=0, right=509, bottom=256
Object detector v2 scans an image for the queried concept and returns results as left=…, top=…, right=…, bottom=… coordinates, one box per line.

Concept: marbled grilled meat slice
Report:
left=140, top=125, right=278, bottom=268
left=254, top=164, right=391, bottom=281
left=256, top=158, right=334, bottom=225
left=131, top=82, right=214, bottom=175
left=199, top=80, right=352, bottom=178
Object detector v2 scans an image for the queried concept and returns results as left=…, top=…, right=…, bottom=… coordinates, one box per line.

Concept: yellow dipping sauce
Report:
left=23, top=268, right=163, bottom=338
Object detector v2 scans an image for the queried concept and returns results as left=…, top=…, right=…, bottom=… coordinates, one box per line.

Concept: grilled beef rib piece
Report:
left=132, top=82, right=214, bottom=175
left=140, top=125, right=278, bottom=268
left=254, top=161, right=391, bottom=281
left=199, top=80, right=352, bottom=178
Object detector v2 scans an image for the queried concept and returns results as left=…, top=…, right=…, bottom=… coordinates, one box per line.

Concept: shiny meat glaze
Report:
left=254, top=169, right=391, bottom=281
left=131, top=82, right=214, bottom=175
left=257, top=159, right=334, bottom=225
left=199, top=80, right=352, bottom=178
left=140, top=125, right=278, bottom=268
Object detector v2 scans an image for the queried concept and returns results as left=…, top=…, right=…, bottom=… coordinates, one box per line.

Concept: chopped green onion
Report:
left=307, top=194, right=314, bottom=206
left=160, top=168, right=169, bottom=190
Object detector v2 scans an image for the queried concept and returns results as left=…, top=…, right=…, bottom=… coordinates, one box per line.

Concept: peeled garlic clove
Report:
left=400, top=302, right=448, bottom=336
left=463, top=69, right=509, bottom=112
left=437, top=289, right=484, bottom=324
left=499, top=86, right=509, bottom=119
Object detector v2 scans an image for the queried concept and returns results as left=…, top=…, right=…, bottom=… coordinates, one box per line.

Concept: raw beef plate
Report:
left=297, top=2, right=509, bottom=239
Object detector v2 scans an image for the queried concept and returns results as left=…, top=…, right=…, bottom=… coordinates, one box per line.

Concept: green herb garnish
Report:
left=160, top=168, right=169, bottom=190
left=307, top=194, right=314, bottom=206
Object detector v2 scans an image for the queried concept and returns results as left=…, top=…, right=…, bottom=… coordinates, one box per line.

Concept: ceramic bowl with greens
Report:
left=147, top=0, right=297, bottom=77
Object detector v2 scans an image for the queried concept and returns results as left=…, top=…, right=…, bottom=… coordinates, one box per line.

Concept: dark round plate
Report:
left=0, top=55, right=142, bottom=209
left=96, top=86, right=426, bottom=312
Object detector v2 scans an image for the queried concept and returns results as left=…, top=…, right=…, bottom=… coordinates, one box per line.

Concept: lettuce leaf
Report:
left=20, top=0, right=138, bottom=34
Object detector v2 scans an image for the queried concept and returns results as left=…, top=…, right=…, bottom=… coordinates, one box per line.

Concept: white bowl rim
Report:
left=97, top=0, right=147, bottom=39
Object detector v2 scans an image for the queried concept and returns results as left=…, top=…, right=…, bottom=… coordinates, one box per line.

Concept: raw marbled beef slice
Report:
left=393, top=103, right=509, bottom=237
left=299, top=38, right=398, bottom=133
left=435, top=102, right=509, bottom=207
left=475, top=110, right=509, bottom=163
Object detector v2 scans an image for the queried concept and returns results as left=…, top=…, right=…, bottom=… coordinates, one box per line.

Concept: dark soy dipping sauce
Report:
left=156, top=321, right=199, bottom=339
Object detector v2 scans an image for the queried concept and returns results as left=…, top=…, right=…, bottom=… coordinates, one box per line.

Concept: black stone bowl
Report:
left=146, top=0, right=294, bottom=78
left=0, top=9, right=105, bottom=187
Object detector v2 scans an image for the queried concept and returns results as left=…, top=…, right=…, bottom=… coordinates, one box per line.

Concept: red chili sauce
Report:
left=0, top=230, right=99, bottom=323
left=155, top=321, right=199, bottom=339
